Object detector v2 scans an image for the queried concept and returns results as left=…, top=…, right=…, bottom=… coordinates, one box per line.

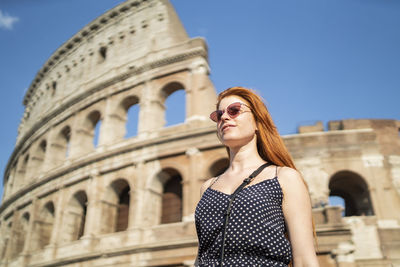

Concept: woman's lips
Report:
left=221, top=124, right=235, bottom=132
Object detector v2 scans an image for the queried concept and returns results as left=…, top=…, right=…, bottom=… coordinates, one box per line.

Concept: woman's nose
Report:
left=220, top=110, right=230, bottom=121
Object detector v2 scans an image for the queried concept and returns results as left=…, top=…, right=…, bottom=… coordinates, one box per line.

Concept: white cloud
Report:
left=0, top=10, right=19, bottom=30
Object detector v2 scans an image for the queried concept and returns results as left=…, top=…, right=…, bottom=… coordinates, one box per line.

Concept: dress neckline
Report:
left=207, top=176, right=278, bottom=197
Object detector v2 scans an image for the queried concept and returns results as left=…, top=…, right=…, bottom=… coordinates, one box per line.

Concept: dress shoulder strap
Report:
left=275, top=165, right=278, bottom=177
left=208, top=176, right=221, bottom=189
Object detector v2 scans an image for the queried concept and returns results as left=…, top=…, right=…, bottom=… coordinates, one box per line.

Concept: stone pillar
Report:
left=98, top=96, right=123, bottom=146
left=184, top=147, right=202, bottom=220
left=186, top=60, right=216, bottom=122
left=42, top=128, right=56, bottom=171
left=6, top=210, right=18, bottom=261
left=48, top=187, right=66, bottom=254
left=0, top=219, right=8, bottom=264
left=21, top=198, right=38, bottom=266
left=82, top=171, right=101, bottom=238
left=67, top=114, right=80, bottom=158
left=130, top=161, right=147, bottom=228
left=137, top=81, right=165, bottom=137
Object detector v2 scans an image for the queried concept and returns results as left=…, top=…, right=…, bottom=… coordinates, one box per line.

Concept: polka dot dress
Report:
left=195, top=172, right=292, bottom=266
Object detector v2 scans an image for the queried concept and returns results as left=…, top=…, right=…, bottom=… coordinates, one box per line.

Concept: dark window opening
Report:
left=122, top=96, right=139, bottom=138
left=99, top=46, right=107, bottom=60
left=51, top=81, right=57, bottom=96
left=329, top=170, right=374, bottom=216
left=161, top=173, right=182, bottom=224
left=116, top=186, right=130, bottom=232
left=161, top=82, right=186, bottom=127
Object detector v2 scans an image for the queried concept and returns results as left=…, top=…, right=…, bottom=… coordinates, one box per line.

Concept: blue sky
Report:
left=0, top=0, right=399, bottom=201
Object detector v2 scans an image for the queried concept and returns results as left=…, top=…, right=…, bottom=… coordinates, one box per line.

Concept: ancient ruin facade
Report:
left=1, top=0, right=399, bottom=266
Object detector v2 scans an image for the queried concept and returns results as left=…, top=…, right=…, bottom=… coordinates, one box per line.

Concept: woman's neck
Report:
left=228, top=135, right=265, bottom=172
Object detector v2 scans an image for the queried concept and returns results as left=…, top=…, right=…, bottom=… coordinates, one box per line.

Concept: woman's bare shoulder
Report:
left=277, top=166, right=309, bottom=200
left=277, top=167, right=306, bottom=190
left=200, top=177, right=217, bottom=197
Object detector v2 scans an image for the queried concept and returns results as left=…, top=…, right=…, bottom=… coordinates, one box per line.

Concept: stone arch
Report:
left=119, top=95, right=140, bottom=138
left=49, top=125, right=71, bottom=168
left=11, top=212, right=30, bottom=258
left=329, top=170, right=374, bottom=216
left=101, top=178, right=131, bottom=234
left=32, top=201, right=55, bottom=250
left=159, top=82, right=186, bottom=127
left=74, top=110, right=102, bottom=155
left=28, top=139, right=47, bottom=178
left=16, top=154, right=29, bottom=186
left=87, top=110, right=102, bottom=148
left=61, top=190, right=88, bottom=243
left=153, top=168, right=183, bottom=224
left=208, top=158, right=229, bottom=178
left=59, top=126, right=71, bottom=157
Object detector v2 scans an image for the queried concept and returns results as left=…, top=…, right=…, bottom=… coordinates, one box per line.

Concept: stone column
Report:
left=186, top=60, right=216, bottom=122
left=82, top=171, right=101, bottom=239
left=362, top=154, right=386, bottom=219
left=98, top=96, right=124, bottom=146
left=6, top=210, right=18, bottom=261
left=137, top=81, right=164, bottom=137
left=21, top=198, right=38, bottom=266
left=130, top=161, right=147, bottom=228
left=184, top=147, right=202, bottom=221
left=69, top=113, right=94, bottom=158
left=48, top=186, right=66, bottom=260
left=42, top=128, right=56, bottom=171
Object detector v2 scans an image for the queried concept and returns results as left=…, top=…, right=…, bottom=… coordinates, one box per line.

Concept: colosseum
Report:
left=1, top=0, right=399, bottom=266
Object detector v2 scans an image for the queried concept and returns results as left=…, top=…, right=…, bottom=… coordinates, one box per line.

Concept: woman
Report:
left=195, top=87, right=319, bottom=266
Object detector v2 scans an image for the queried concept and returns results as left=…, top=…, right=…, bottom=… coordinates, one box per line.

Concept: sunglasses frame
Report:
left=209, top=102, right=251, bottom=122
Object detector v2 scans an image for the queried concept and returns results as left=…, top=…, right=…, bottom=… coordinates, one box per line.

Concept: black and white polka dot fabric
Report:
left=195, top=174, right=292, bottom=266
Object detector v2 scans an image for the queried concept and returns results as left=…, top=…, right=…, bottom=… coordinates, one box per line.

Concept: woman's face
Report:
left=217, top=95, right=258, bottom=148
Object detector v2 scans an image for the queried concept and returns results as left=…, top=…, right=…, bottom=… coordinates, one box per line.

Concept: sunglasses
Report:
left=209, top=102, right=251, bottom=122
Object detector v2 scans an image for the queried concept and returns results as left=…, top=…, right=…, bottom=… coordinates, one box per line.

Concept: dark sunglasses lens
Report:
left=227, top=103, right=241, bottom=117
left=210, top=111, right=218, bottom=122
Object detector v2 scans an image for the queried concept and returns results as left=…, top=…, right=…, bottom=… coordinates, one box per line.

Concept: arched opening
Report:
left=51, top=81, right=57, bottom=97
left=39, top=140, right=47, bottom=155
left=329, top=171, right=374, bottom=216
left=87, top=111, right=102, bottom=148
left=12, top=212, right=29, bottom=258
left=32, top=202, right=55, bottom=250
left=60, top=126, right=71, bottom=157
left=51, top=126, right=71, bottom=168
left=99, top=46, right=107, bottom=61
left=17, top=154, right=29, bottom=186
left=157, top=168, right=183, bottom=224
left=209, top=158, right=229, bottom=178
left=30, top=140, right=47, bottom=177
left=328, top=196, right=345, bottom=216
left=160, top=82, right=186, bottom=127
left=101, top=179, right=130, bottom=233
left=61, top=191, right=87, bottom=243
left=121, top=96, right=139, bottom=138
